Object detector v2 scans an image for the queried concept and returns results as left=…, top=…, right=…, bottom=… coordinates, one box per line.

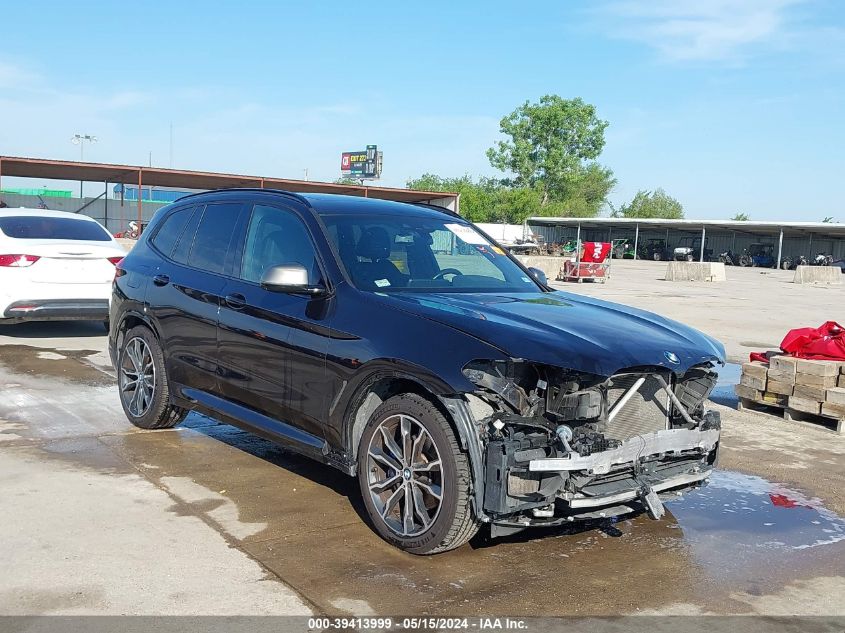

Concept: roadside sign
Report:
left=341, top=144, right=382, bottom=180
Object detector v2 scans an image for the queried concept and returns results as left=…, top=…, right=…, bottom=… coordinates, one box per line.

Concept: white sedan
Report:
left=0, top=208, right=126, bottom=326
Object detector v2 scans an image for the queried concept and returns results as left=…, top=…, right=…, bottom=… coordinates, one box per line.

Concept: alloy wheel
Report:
left=366, top=414, right=444, bottom=537
left=120, top=337, right=156, bottom=417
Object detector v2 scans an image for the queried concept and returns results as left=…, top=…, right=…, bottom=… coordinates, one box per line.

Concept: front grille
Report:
left=605, top=372, right=671, bottom=441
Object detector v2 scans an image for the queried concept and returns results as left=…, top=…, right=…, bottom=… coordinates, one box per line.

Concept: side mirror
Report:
left=260, top=264, right=326, bottom=297
left=527, top=267, right=548, bottom=285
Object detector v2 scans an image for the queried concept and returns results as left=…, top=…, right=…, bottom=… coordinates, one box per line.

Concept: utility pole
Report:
left=71, top=133, right=97, bottom=199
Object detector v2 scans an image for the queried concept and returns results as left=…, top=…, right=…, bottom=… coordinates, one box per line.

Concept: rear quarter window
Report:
left=0, top=216, right=111, bottom=241
left=150, top=207, right=195, bottom=258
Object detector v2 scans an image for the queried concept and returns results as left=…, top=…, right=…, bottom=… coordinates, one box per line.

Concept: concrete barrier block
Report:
left=827, top=387, right=845, bottom=406
left=793, top=265, right=842, bottom=284
left=770, top=355, right=799, bottom=377
left=789, top=396, right=821, bottom=414
left=514, top=255, right=566, bottom=281
left=768, top=380, right=795, bottom=396
left=796, top=358, right=841, bottom=377
left=795, top=373, right=837, bottom=388
left=742, top=362, right=768, bottom=380
left=664, top=261, right=726, bottom=282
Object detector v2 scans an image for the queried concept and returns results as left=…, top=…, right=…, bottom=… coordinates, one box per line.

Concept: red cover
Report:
left=580, top=242, right=610, bottom=263
left=780, top=321, right=845, bottom=360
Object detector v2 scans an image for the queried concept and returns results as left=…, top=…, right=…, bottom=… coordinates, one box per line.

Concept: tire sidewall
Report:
left=358, top=396, right=463, bottom=554
left=118, top=326, right=168, bottom=428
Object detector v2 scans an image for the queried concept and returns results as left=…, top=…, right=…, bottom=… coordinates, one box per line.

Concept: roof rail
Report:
left=171, top=187, right=312, bottom=207
left=410, top=201, right=461, bottom=218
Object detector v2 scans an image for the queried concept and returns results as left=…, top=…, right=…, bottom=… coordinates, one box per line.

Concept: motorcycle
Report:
left=781, top=254, right=808, bottom=270
left=718, top=250, right=737, bottom=265
left=114, top=221, right=146, bottom=240
left=737, top=251, right=753, bottom=267
left=814, top=253, right=834, bottom=266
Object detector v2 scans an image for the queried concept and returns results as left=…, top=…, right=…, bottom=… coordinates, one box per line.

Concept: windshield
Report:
left=0, top=216, right=112, bottom=241
left=321, top=213, right=543, bottom=293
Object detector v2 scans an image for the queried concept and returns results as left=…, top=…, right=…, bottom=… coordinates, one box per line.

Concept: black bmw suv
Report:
left=109, top=189, right=725, bottom=554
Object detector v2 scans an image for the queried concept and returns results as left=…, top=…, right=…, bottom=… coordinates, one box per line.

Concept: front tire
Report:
left=118, top=325, right=186, bottom=429
left=358, top=393, right=479, bottom=555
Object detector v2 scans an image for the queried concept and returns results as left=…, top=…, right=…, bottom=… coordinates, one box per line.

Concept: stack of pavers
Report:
left=735, top=356, right=845, bottom=433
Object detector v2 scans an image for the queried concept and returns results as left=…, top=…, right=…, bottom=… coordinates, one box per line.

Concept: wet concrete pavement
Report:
left=1, top=323, right=844, bottom=615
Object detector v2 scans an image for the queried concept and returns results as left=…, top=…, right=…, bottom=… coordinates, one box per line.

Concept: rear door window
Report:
left=150, top=206, right=194, bottom=258
left=0, top=216, right=111, bottom=241
left=186, top=203, right=243, bottom=275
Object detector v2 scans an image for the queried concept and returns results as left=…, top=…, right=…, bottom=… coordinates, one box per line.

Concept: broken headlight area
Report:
left=462, top=359, right=721, bottom=528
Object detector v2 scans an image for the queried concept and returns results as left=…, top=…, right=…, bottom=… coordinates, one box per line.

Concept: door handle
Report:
left=152, top=274, right=170, bottom=287
left=224, top=293, right=247, bottom=310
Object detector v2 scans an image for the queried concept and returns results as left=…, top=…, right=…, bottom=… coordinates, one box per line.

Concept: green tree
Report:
left=488, top=186, right=543, bottom=224
left=823, top=216, right=834, bottom=223
left=486, top=95, right=612, bottom=206
left=731, top=212, right=750, bottom=221
left=406, top=174, right=494, bottom=223
left=616, top=189, right=684, bottom=219
left=334, top=177, right=362, bottom=186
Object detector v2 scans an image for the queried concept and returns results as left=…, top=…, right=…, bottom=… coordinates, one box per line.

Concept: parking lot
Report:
left=1, top=259, right=843, bottom=616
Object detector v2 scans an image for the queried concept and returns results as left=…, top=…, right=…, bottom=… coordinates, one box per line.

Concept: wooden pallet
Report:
left=738, top=397, right=844, bottom=434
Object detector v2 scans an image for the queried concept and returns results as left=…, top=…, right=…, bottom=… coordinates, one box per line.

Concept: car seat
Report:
left=354, top=227, right=408, bottom=289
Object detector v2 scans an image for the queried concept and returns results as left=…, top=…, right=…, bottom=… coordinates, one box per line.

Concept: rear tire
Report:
left=358, top=393, right=479, bottom=555
left=685, top=254, right=694, bottom=262
left=118, top=325, right=186, bottom=429
left=653, top=252, right=662, bottom=261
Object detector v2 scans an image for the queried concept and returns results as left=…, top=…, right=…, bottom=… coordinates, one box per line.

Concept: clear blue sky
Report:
left=1, top=0, right=843, bottom=220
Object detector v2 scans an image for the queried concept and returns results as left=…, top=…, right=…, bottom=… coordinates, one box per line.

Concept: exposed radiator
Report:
left=605, top=373, right=671, bottom=441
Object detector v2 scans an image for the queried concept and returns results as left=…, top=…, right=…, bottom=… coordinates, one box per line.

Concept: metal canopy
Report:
left=527, top=216, right=845, bottom=238
left=0, top=155, right=458, bottom=206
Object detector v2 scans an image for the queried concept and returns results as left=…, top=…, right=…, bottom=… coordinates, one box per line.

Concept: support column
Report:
left=104, top=181, right=109, bottom=232
left=633, top=223, right=640, bottom=260
left=776, top=228, right=784, bottom=270
left=700, top=226, right=706, bottom=262
left=575, top=223, right=582, bottom=269
left=137, top=169, right=143, bottom=230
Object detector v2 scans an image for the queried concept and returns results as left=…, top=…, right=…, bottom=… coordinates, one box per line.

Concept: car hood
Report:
left=376, top=290, right=725, bottom=377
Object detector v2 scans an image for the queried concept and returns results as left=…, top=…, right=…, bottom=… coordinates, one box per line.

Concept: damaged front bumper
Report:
left=529, top=427, right=719, bottom=510
left=529, top=427, right=720, bottom=475
left=443, top=360, right=724, bottom=536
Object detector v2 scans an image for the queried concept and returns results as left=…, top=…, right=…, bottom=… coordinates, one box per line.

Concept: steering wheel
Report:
left=433, top=268, right=463, bottom=281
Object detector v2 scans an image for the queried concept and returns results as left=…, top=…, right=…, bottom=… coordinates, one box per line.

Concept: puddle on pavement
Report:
left=662, top=469, right=845, bottom=582
left=0, top=344, right=114, bottom=386
left=710, top=362, right=740, bottom=407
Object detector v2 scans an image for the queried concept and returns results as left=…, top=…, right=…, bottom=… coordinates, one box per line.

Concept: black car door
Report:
left=217, top=201, right=334, bottom=447
left=145, top=201, right=244, bottom=394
